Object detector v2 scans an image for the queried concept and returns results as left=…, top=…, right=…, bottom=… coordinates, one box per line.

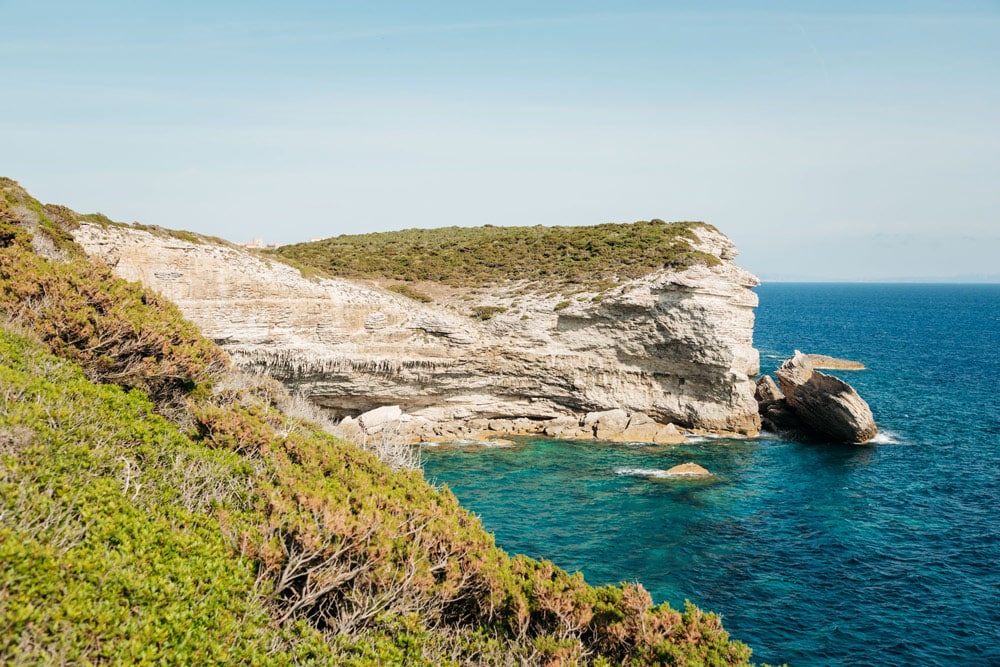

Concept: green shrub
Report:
left=471, top=305, right=508, bottom=320
left=386, top=283, right=434, bottom=303
left=270, top=220, right=721, bottom=288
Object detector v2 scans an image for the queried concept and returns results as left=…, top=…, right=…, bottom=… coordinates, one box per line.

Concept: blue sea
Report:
left=422, top=283, right=1000, bottom=666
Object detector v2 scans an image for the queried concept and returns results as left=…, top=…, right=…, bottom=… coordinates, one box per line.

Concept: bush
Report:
left=270, top=220, right=722, bottom=288
left=471, top=305, right=508, bottom=321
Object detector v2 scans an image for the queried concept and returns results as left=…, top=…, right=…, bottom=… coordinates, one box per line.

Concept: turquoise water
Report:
left=422, top=284, right=1000, bottom=666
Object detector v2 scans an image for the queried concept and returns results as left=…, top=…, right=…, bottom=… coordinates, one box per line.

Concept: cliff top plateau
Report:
left=271, top=219, right=723, bottom=289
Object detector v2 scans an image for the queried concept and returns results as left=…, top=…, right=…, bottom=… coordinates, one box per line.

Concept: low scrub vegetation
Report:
left=0, top=178, right=754, bottom=665
left=271, top=220, right=721, bottom=288
left=386, top=283, right=434, bottom=303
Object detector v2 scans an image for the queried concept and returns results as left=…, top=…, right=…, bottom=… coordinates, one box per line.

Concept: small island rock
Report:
left=775, top=352, right=877, bottom=444
left=664, top=462, right=713, bottom=477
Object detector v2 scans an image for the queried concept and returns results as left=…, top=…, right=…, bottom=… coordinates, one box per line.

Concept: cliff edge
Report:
left=72, top=220, right=761, bottom=437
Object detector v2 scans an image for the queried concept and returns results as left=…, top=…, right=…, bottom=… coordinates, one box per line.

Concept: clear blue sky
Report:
left=3, top=1, right=998, bottom=280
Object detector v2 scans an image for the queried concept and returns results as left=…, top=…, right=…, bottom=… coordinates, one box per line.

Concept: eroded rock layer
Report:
left=72, top=223, right=761, bottom=436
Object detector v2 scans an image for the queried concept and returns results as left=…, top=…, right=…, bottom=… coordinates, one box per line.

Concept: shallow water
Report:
left=423, top=284, right=1000, bottom=666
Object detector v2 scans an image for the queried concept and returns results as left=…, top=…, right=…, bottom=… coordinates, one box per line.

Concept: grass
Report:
left=270, top=220, right=721, bottom=288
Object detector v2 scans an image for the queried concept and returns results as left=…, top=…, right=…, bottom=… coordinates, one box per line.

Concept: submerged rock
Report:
left=774, top=352, right=877, bottom=444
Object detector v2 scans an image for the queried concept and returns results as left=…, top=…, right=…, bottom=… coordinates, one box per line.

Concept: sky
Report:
left=2, top=1, right=998, bottom=281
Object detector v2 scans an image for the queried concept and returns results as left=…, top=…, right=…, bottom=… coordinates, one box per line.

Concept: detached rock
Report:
left=664, top=462, right=713, bottom=477
left=619, top=412, right=660, bottom=442
left=775, top=352, right=877, bottom=444
left=653, top=423, right=686, bottom=445
left=358, top=405, right=403, bottom=433
left=586, top=409, right=630, bottom=440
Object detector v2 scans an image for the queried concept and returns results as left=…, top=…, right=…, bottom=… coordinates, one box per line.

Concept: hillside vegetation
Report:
left=0, top=178, right=754, bottom=665
left=271, top=221, right=721, bottom=287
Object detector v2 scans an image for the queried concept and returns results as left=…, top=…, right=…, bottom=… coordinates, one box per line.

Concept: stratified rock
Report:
left=775, top=352, right=877, bottom=444
left=663, top=462, right=712, bottom=477
left=755, top=375, right=783, bottom=402
left=73, top=222, right=762, bottom=436
left=758, top=398, right=805, bottom=432
left=802, top=353, right=866, bottom=370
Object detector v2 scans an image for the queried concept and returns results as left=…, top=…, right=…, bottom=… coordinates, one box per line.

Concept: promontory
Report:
left=71, top=217, right=762, bottom=440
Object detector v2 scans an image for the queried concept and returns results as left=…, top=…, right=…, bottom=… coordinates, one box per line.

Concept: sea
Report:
left=422, top=283, right=1000, bottom=666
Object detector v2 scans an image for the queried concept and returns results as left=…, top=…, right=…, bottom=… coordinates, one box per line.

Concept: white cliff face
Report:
left=72, top=223, right=760, bottom=436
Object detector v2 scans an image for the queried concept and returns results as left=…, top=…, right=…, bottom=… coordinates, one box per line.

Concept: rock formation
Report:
left=768, top=352, right=877, bottom=444
left=72, top=222, right=762, bottom=440
left=663, top=462, right=713, bottom=477
left=801, top=354, right=866, bottom=370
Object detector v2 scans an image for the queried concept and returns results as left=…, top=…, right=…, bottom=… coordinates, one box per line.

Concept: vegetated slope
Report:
left=0, top=177, right=754, bottom=666
left=271, top=221, right=721, bottom=287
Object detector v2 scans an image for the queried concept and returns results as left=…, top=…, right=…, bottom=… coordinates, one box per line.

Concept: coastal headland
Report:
left=72, top=217, right=763, bottom=442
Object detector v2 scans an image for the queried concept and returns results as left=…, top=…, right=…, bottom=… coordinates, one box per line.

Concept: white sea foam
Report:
left=615, top=467, right=671, bottom=478
left=685, top=433, right=750, bottom=443
left=424, top=438, right=517, bottom=449
left=870, top=430, right=902, bottom=445
left=614, top=466, right=711, bottom=479
left=479, top=439, right=516, bottom=448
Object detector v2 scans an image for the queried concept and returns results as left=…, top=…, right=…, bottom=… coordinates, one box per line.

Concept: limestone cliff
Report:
left=71, top=222, right=761, bottom=437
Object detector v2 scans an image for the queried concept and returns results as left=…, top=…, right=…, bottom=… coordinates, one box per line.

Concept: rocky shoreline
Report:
left=336, top=405, right=691, bottom=446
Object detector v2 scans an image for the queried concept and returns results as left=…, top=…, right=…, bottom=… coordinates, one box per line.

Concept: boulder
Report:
left=775, top=352, right=877, bottom=444
left=619, top=412, right=660, bottom=442
left=333, top=416, right=364, bottom=443
left=358, top=405, right=403, bottom=433
left=586, top=409, right=630, bottom=440
left=543, top=416, right=591, bottom=439
left=653, top=423, right=687, bottom=445
left=664, top=462, right=713, bottom=477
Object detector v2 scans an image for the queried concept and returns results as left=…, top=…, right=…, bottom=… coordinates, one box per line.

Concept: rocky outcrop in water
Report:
left=765, top=352, right=877, bottom=444
left=72, top=223, right=762, bottom=438
left=801, top=354, right=866, bottom=370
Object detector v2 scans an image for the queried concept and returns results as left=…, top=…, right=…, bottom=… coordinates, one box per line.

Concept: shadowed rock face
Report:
left=72, top=223, right=762, bottom=436
left=774, top=352, right=877, bottom=444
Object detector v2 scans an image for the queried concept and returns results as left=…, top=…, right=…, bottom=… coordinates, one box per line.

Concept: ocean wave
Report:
left=685, top=433, right=751, bottom=444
